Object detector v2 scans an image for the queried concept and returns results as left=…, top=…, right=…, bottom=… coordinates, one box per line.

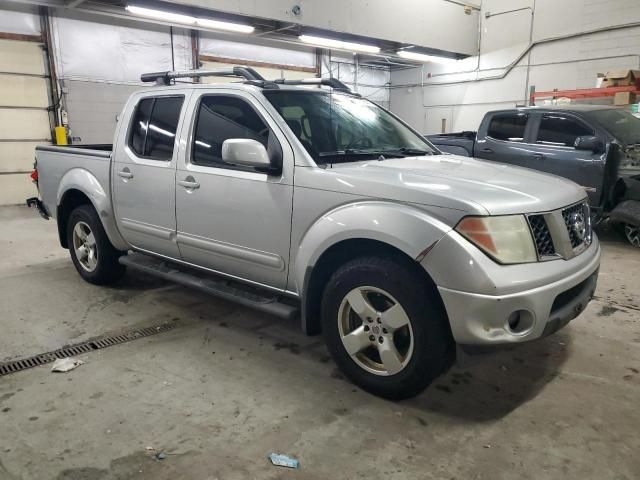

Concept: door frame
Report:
left=173, top=86, right=296, bottom=292
left=111, top=89, right=192, bottom=256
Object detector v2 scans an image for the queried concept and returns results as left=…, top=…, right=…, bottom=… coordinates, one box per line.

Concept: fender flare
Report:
left=57, top=168, right=128, bottom=251
left=293, top=201, right=453, bottom=333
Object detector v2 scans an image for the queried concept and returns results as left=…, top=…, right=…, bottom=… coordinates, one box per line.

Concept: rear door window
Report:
left=129, top=96, right=184, bottom=160
left=487, top=113, right=529, bottom=142
left=129, top=98, right=154, bottom=156
left=536, top=114, right=594, bottom=147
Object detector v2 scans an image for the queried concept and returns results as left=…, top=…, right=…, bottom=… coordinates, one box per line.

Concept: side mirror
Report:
left=221, top=139, right=270, bottom=168
left=574, top=135, right=604, bottom=153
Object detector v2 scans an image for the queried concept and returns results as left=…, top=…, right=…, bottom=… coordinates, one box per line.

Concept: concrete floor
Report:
left=0, top=205, right=638, bottom=480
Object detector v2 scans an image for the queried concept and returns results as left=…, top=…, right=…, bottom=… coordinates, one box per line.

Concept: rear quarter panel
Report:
left=36, top=147, right=128, bottom=250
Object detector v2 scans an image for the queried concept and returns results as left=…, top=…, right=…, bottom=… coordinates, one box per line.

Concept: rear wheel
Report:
left=67, top=205, right=125, bottom=285
left=321, top=255, right=454, bottom=400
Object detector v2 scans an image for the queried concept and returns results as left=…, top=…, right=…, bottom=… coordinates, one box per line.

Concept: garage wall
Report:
left=0, top=5, right=49, bottom=205
left=167, top=0, right=481, bottom=56
left=46, top=10, right=390, bottom=144
left=390, top=0, right=640, bottom=134
left=50, top=10, right=193, bottom=144
left=320, top=52, right=390, bottom=108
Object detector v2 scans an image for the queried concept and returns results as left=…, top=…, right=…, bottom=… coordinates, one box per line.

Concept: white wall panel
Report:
left=0, top=4, right=40, bottom=36
left=170, top=0, right=480, bottom=55
left=51, top=11, right=191, bottom=83
left=533, top=0, right=640, bottom=41
left=199, top=36, right=315, bottom=68
left=0, top=74, right=49, bottom=108
left=0, top=39, right=45, bottom=75
left=0, top=174, right=37, bottom=206
left=63, top=80, right=140, bottom=144
left=480, top=0, right=533, bottom=60
left=391, top=0, right=640, bottom=134
left=0, top=109, right=50, bottom=140
left=389, top=85, right=425, bottom=132
left=0, top=142, right=44, bottom=173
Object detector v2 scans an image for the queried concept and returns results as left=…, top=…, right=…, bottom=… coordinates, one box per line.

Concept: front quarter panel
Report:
left=292, top=200, right=453, bottom=294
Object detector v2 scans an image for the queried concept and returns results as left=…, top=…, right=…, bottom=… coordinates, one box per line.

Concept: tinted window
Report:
left=128, top=96, right=184, bottom=160
left=145, top=97, right=184, bottom=159
left=487, top=113, right=528, bottom=142
left=192, top=95, right=269, bottom=169
left=129, top=98, right=154, bottom=156
left=537, top=114, right=594, bottom=147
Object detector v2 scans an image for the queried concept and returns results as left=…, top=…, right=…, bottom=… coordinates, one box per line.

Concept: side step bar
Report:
left=119, top=253, right=299, bottom=320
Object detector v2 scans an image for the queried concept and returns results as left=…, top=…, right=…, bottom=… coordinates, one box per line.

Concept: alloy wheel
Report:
left=625, top=224, right=640, bottom=248
left=72, top=221, right=98, bottom=272
left=337, top=286, right=414, bottom=376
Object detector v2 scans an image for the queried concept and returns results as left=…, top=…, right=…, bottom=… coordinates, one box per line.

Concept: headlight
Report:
left=455, top=215, right=537, bottom=264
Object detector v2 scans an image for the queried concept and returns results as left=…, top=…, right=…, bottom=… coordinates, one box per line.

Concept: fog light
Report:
left=506, top=309, right=534, bottom=334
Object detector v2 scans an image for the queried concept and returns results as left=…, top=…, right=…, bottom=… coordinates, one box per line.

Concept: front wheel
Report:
left=321, top=255, right=454, bottom=400
left=67, top=204, right=125, bottom=285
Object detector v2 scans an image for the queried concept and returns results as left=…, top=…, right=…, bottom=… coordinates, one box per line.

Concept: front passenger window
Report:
left=192, top=95, right=269, bottom=169
left=536, top=114, right=593, bottom=147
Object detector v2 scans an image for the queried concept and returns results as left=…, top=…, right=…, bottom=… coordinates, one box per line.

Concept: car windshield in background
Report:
left=263, top=90, right=436, bottom=163
left=584, top=108, right=640, bottom=145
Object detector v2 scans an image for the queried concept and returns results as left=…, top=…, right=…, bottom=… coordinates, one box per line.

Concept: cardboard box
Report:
left=602, top=69, right=640, bottom=88
left=614, top=91, right=637, bottom=106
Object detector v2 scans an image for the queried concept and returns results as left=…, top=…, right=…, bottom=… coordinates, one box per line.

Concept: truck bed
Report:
left=426, top=132, right=476, bottom=157
left=35, top=144, right=113, bottom=221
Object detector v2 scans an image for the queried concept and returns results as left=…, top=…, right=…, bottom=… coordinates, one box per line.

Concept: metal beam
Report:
left=66, top=0, right=87, bottom=8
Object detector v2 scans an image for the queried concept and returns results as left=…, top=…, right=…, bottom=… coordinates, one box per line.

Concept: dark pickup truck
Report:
left=427, top=105, right=640, bottom=247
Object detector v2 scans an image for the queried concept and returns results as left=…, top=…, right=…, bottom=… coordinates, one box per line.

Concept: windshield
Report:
left=584, top=108, right=640, bottom=145
left=263, top=90, right=436, bottom=163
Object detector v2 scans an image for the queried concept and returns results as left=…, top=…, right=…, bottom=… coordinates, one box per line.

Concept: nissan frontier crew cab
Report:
left=27, top=67, right=601, bottom=399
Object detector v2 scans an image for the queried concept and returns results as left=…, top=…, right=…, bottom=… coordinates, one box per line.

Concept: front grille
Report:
left=528, top=215, right=555, bottom=256
left=562, top=202, right=590, bottom=249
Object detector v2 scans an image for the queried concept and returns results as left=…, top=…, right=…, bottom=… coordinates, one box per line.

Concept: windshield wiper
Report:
left=386, top=147, right=433, bottom=156
left=318, top=149, right=405, bottom=161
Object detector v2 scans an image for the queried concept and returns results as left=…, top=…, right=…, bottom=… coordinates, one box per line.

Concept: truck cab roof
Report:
left=501, top=104, right=621, bottom=114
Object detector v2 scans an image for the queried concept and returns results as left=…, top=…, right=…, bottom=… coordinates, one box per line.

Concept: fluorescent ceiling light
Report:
left=196, top=18, right=254, bottom=33
left=126, top=5, right=254, bottom=33
left=299, top=35, right=380, bottom=54
left=397, top=50, right=458, bottom=64
left=126, top=5, right=195, bottom=25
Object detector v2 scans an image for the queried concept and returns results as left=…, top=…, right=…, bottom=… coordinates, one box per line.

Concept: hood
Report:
left=316, top=154, right=587, bottom=215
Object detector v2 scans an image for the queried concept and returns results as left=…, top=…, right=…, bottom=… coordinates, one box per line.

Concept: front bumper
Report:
left=423, top=231, right=601, bottom=345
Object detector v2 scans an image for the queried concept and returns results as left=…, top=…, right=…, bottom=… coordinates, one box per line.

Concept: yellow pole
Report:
left=54, top=126, right=67, bottom=145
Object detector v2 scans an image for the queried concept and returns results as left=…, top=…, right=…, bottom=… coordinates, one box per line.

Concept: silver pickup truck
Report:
left=27, top=67, right=600, bottom=399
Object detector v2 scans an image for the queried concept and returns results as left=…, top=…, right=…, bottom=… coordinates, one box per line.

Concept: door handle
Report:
left=118, top=169, right=134, bottom=179
left=177, top=178, right=200, bottom=190
left=480, top=148, right=494, bottom=154
left=533, top=153, right=545, bottom=160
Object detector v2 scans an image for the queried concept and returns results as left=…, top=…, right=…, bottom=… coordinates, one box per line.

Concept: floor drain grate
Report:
left=0, top=322, right=178, bottom=377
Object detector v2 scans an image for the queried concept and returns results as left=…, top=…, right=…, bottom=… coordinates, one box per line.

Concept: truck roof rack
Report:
left=140, top=67, right=357, bottom=95
left=141, top=67, right=265, bottom=85
left=272, top=77, right=354, bottom=94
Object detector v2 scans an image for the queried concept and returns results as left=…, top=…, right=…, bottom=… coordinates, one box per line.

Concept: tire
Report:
left=321, top=255, right=454, bottom=400
left=67, top=204, right=126, bottom=285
